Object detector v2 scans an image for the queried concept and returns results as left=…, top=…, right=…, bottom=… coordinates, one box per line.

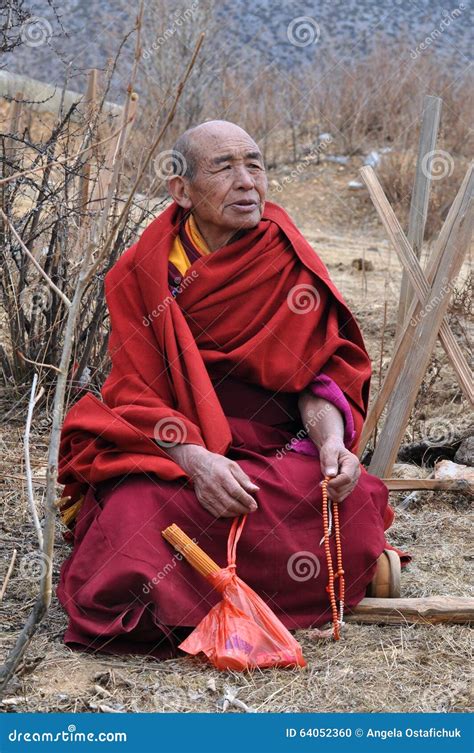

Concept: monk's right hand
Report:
left=165, top=444, right=260, bottom=518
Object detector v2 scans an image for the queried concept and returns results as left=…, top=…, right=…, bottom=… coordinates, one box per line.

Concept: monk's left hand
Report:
left=318, top=436, right=361, bottom=503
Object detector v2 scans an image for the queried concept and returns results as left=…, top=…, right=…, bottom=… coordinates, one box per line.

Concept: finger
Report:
left=327, top=475, right=359, bottom=501
left=318, top=443, right=342, bottom=477
left=326, top=477, right=353, bottom=501
left=203, top=498, right=240, bottom=518
left=230, top=463, right=260, bottom=492
left=212, top=488, right=252, bottom=518
left=327, top=472, right=352, bottom=490
left=339, top=454, right=361, bottom=479
left=217, top=501, right=251, bottom=518
left=197, top=496, right=221, bottom=518
left=198, top=492, right=247, bottom=519
left=328, top=487, right=353, bottom=503
left=222, top=474, right=258, bottom=509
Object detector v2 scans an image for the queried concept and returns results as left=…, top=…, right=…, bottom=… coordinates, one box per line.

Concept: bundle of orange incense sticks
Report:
left=162, top=523, right=220, bottom=579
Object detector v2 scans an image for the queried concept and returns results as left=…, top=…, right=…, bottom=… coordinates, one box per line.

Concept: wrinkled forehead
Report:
left=193, top=129, right=263, bottom=166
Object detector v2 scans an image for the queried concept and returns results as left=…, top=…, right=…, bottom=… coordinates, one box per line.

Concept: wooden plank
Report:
left=366, top=170, right=473, bottom=476
left=360, top=166, right=473, bottom=404
left=358, top=165, right=474, bottom=457
left=396, top=95, right=442, bottom=336
left=382, top=478, right=473, bottom=492
left=347, top=596, right=474, bottom=625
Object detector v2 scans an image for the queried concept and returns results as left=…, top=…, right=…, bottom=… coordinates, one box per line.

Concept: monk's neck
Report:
left=192, top=214, right=248, bottom=251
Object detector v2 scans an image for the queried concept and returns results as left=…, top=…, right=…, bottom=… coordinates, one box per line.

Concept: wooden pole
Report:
left=5, top=91, right=24, bottom=176
left=348, top=596, right=474, bottom=625
left=89, top=92, right=139, bottom=211
left=396, top=95, right=442, bottom=337
left=367, top=172, right=473, bottom=476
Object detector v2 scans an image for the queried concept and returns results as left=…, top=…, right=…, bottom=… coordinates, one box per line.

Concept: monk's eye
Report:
left=220, top=165, right=232, bottom=171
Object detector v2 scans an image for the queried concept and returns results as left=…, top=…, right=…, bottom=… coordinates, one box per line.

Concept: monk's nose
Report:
left=233, top=166, right=255, bottom=190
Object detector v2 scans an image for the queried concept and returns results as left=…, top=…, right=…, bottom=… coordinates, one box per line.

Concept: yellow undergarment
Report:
left=168, top=212, right=211, bottom=274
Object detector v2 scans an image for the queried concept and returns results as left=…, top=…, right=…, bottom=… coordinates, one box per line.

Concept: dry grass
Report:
left=377, top=148, right=470, bottom=239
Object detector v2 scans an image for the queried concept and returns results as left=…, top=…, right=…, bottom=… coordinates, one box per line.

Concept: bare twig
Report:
left=24, top=372, right=45, bottom=549
left=0, top=550, right=17, bottom=603
left=16, top=350, right=63, bottom=374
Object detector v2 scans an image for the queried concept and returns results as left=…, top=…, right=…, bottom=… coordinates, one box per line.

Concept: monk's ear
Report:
left=167, top=175, right=193, bottom=210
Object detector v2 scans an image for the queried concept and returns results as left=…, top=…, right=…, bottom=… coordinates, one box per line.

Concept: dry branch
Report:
left=0, top=208, right=71, bottom=308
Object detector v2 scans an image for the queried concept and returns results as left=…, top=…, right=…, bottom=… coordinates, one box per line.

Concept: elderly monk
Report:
left=57, top=120, right=409, bottom=659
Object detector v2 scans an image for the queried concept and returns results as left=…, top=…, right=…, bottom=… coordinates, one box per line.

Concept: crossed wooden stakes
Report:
left=356, top=97, right=473, bottom=493
left=350, top=98, right=473, bottom=623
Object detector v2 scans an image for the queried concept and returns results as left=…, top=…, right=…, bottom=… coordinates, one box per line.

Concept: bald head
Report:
left=170, top=120, right=260, bottom=181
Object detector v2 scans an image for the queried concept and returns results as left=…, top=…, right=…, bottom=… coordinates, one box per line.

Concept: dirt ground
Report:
left=0, top=158, right=472, bottom=714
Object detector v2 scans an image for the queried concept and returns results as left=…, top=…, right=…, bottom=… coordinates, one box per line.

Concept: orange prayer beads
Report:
left=321, top=476, right=345, bottom=640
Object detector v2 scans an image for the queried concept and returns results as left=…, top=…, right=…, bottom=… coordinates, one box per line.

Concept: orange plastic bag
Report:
left=177, top=515, right=307, bottom=671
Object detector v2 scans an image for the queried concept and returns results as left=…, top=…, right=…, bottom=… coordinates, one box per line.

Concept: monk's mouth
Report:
left=228, top=201, right=259, bottom=213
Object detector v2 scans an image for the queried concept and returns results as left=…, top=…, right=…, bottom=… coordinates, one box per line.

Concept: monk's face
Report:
left=170, top=124, right=267, bottom=248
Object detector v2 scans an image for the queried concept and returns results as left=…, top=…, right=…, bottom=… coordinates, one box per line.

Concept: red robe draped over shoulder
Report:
left=58, top=201, right=371, bottom=509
